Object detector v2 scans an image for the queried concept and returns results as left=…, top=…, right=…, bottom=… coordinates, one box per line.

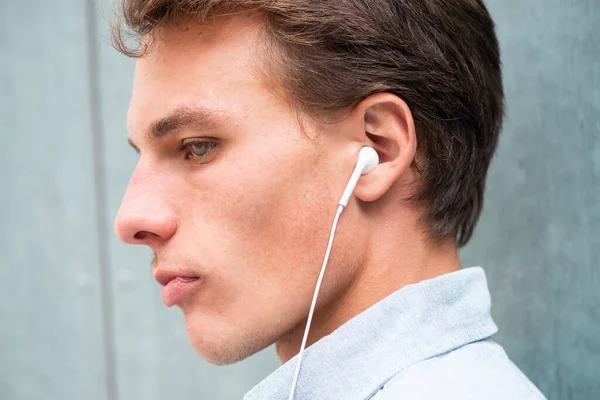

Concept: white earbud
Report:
left=288, top=146, right=379, bottom=400
left=338, top=146, right=379, bottom=209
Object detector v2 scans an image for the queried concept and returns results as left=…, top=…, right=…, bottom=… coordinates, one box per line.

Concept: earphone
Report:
left=288, top=146, right=379, bottom=400
left=338, top=146, right=380, bottom=210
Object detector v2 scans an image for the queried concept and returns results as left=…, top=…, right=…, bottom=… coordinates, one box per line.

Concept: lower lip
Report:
left=160, top=277, right=202, bottom=307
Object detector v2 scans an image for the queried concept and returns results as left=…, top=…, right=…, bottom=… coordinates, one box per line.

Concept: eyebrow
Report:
left=128, top=105, right=229, bottom=151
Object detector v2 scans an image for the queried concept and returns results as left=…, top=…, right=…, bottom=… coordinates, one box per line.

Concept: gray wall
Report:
left=1, top=1, right=598, bottom=399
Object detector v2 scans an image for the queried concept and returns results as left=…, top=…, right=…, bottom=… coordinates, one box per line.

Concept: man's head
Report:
left=112, top=0, right=503, bottom=365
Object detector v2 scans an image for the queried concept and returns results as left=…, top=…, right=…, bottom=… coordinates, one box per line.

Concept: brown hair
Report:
left=111, top=0, right=504, bottom=247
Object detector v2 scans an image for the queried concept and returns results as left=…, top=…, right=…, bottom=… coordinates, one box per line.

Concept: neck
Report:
left=275, top=207, right=462, bottom=364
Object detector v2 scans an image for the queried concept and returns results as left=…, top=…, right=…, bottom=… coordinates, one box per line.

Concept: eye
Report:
left=180, top=140, right=218, bottom=161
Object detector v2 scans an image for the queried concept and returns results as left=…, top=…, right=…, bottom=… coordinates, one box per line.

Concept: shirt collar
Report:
left=244, top=267, right=498, bottom=400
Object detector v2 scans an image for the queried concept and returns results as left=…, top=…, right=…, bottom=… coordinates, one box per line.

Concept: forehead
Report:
left=128, top=12, right=268, bottom=136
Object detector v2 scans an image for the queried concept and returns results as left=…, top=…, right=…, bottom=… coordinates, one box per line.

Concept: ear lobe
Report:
left=353, top=93, right=417, bottom=203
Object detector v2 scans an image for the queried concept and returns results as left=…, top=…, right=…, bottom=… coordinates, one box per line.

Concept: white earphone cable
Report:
left=288, top=204, right=345, bottom=400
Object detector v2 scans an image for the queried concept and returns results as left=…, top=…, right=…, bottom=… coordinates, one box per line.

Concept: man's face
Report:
left=115, top=14, right=366, bottom=364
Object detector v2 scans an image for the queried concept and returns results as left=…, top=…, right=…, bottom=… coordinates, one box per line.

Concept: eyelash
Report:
left=178, top=140, right=219, bottom=162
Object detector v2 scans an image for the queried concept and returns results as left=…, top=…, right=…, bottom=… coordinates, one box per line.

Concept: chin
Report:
left=183, top=311, right=273, bottom=365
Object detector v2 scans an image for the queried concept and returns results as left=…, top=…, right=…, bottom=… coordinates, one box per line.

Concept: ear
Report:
left=352, top=93, right=417, bottom=203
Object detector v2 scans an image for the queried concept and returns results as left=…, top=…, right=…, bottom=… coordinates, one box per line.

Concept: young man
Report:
left=112, top=0, right=546, bottom=398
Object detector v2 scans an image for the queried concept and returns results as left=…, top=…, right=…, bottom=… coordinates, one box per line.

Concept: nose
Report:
left=114, top=168, right=178, bottom=246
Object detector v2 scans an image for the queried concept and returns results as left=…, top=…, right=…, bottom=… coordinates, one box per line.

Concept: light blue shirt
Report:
left=244, top=267, right=546, bottom=399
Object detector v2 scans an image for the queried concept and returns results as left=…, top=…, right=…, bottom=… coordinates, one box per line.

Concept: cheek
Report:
left=218, top=167, right=330, bottom=257
left=188, top=148, right=335, bottom=280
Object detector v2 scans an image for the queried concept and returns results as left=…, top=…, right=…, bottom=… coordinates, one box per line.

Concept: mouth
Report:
left=154, top=271, right=202, bottom=307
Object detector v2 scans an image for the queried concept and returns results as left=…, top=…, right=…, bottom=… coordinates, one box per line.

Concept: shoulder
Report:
left=369, top=339, right=546, bottom=400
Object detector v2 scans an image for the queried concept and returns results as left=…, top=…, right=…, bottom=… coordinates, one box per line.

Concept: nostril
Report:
left=118, top=217, right=177, bottom=244
left=134, top=231, right=153, bottom=240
